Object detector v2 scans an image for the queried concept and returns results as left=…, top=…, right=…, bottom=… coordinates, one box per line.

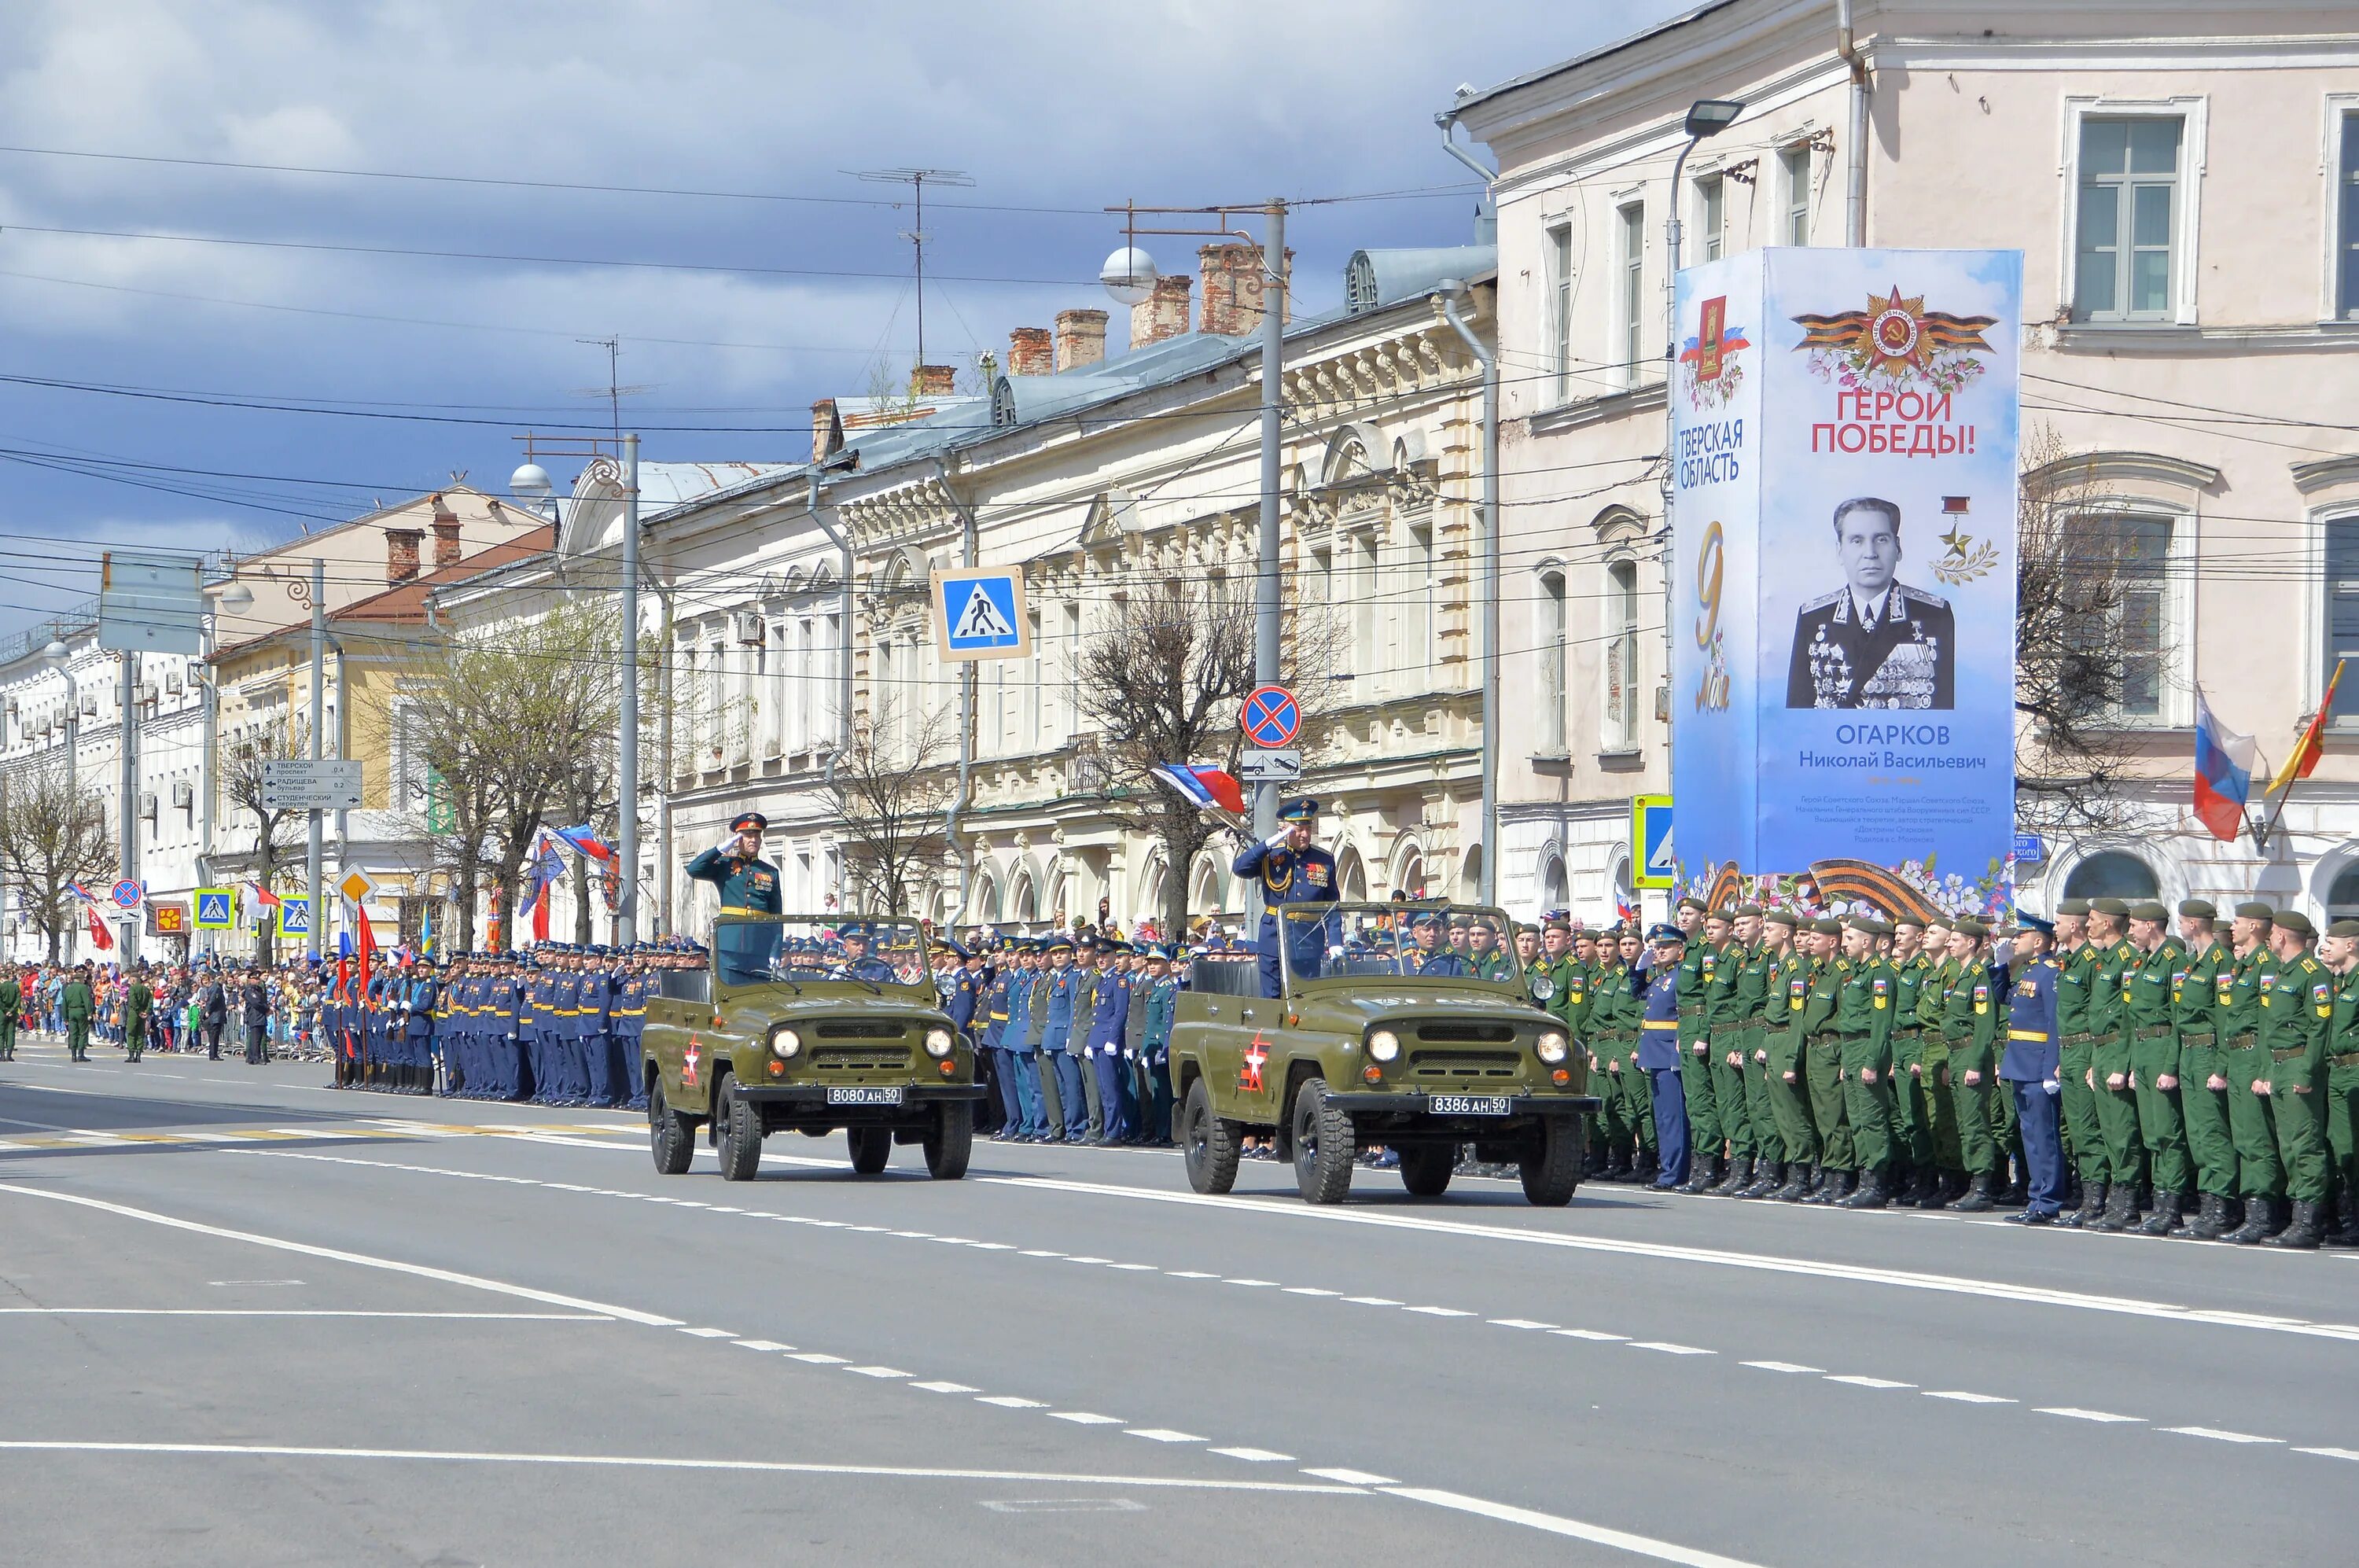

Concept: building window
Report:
left=1547, top=222, right=1575, bottom=403
left=1780, top=144, right=1812, bottom=245
left=1603, top=559, right=1640, bottom=749
left=2066, top=513, right=2176, bottom=721
left=1538, top=569, right=1568, bottom=753
left=1618, top=202, right=1645, bottom=387
left=2074, top=116, right=2182, bottom=321
left=2339, top=110, right=2359, bottom=318
left=2328, top=865, right=2359, bottom=922
left=2325, top=513, right=2359, bottom=725
left=1541, top=854, right=1570, bottom=914
left=2061, top=851, right=2160, bottom=901
left=1697, top=175, right=1724, bottom=262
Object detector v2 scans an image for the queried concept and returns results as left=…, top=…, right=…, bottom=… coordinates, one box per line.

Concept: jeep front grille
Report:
left=1404, top=1049, right=1521, bottom=1080
left=816, top=1021, right=907, bottom=1040
left=1413, top=1022, right=1516, bottom=1044
left=810, top=1047, right=911, bottom=1073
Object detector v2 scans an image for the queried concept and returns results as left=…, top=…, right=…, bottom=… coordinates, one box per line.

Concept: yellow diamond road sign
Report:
left=338, top=869, right=376, bottom=905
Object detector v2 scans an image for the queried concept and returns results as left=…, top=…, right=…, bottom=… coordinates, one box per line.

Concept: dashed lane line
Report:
left=2162, top=1426, right=2280, bottom=1444
left=2037, top=1408, right=2142, bottom=1423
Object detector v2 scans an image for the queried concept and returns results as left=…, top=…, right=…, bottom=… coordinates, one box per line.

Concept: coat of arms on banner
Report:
left=1679, top=295, right=1750, bottom=410
left=1792, top=286, right=1997, bottom=395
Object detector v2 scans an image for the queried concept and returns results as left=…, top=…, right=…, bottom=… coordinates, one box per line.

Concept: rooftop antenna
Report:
left=849, top=167, right=973, bottom=371
left=573, top=335, right=651, bottom=445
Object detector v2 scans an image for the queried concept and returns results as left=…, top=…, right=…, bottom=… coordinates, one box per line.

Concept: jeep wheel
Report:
left=648, top=1074, right=694, bottom=1176
left=924, top=1102, right=973, bottom=1180
left=1290, top=1077, right=1356, bottom=1205
left=1519, top=1117, right=1585, bottom=1207
left=848, top=1125, right=892, bottom=1175
left=1398, top=1142, right=1456, bottom=1198
left=1180, top=1079, right=1239, bottom=1195
left=715, top=1075, right=763, bottom=1182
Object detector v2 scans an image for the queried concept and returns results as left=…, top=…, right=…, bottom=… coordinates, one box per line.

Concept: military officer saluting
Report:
left=688, top=812, right=783, bottom=982
left=1230, top=797, right=1339, bottom=998
left=1784, top=496, right=1956, bottom=710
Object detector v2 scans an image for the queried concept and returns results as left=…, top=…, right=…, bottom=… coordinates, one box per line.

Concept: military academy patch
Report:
left=1872, top=976, right=1889, bottom=1010
left=1973, top=982, right=1989, bottom=1015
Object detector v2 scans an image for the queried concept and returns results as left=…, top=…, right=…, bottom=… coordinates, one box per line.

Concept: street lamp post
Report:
left=42, top=640, right=79, bottom=963
left=197, top=579, right=254, bottom=959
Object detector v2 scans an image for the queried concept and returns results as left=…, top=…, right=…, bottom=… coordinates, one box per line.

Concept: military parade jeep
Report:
left=1170, top=902, right=1599, bottom=1205
left=642, top=915, right=985, bottom=1180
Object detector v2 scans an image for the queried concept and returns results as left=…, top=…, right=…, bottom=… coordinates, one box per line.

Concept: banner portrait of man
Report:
left=1783, top=495, right=1955, bottom=710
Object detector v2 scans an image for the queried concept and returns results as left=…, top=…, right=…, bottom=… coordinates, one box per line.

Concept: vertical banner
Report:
left=1675, top=248, right=2020, bottom=894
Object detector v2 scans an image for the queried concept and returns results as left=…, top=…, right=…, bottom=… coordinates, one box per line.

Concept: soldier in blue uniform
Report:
left=1040, top=936, right=1087, bottom=1143
left=517, top=951, right=547, bottom=1103
left=1002, top=941, right=1048, bottom=1141
left=578, top=947, right=613, bottom=1106
left=615, top=951, right=649, bottom=1110
left=981, top=940, right=1021, bottom=1139
left=1230, top=797, right=1340, bottom=998
left=404, top=957, right=440, bottom=1096
left=1638, top=923, right=1690, bottom=1189
left=1085, top=939, right=1135, bottom=1145
left=687, top=812, right=783, bottom=982
left=1783, top=496, right=1956, bottom=710
left=2002, top=914, right=2066, bottom=1223
left=830, top=925, right=898, bottom=985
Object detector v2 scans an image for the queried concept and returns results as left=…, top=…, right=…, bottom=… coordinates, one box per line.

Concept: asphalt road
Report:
left=6, top=1033, right=2357, bottom=1567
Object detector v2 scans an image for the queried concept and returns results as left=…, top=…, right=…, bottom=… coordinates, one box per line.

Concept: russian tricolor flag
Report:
left=1149, top=764, right=1246, bottom=818
left=2193, top=687, right=2256, bottom=844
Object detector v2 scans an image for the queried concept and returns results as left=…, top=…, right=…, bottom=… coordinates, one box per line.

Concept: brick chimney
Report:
left=1007, top=326, right=1054, bottom=377
left=1130, top=274, right=1193, bottom=348
left=811, top=398, right=843, bottom=464
left=1054, top=308, right=1108, bottom=372
left=1198, top=244, right=1292, bottom=336
left=429, top=493, right=462, bottom=567
left=910, top=365, right=957, bottom=397
left=385, top=526, right=423, bottom=584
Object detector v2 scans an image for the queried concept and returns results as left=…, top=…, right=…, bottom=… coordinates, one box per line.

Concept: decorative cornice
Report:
left=2023, top=449, right=2222, bottom=494
left=2292, top=454, right=2359, bottom=496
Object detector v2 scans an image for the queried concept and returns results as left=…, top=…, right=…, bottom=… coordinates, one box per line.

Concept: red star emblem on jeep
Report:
left=1239, top=1035, right=1270, bottom=1095
left=683, top=1039, right=701, bottom=1087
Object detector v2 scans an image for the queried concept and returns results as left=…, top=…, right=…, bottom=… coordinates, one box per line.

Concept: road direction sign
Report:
left=278, top=896, right=311, bottom=940
left=930, top=567, right=1031, bottom=662
left=98, top=547, right=205, bottom=655
left=1238, top=749, right=1302, bottom=783
left=1632, top=794, right=1676, bottom=890
left=193, top=889, right=237, bottom=929
left=1240, top=685, right=1301, bottom=749
left=110, top=879, right=142, bottom=910
left=262, top=758, right=363, bottom=812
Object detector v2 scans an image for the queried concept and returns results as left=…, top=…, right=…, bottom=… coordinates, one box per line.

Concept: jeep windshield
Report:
left=1276, top=902, right=1525, bottom=993
left=711, top=915, right=935, bottom=992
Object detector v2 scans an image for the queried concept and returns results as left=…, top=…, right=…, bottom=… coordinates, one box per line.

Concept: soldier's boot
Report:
left=1949, top=1171, right=1997, bottom=1213
left=1839, top=1167, right=1890, bottom=1209
left=2086, top=1183, right=2136, bottom=1232
left=1583, top=1146, right=1608, bottom=1179
left=2140, top=1191, right=2185, bottom=1236
left=2262, top=1199, right=2324, bottom=1250
left=1795, top=1165, right=1832, bottom=1204
left=1735, top=1159, right=1780, bottom=1198
left=2320, top=1191, right=2359, bottom=1249
left=1680, top=1153, right=1721, bottom=1195
left=2171, top=1192, right=2229, bottom=1241
left=2061, top=1180, right=2106, bottom=1228
left=2221, top=1194, right=2277, bottom=1245
left=1774, top=1163, right=1818, bottom=1202
left=2117, top=1187, right=2145, bottom=1232
left=1711, top=1154, right=1754, bottom=1197
left=1601, top=1148, right=1631, bottom=1183
left=1631, top=1152, right=1659, bottom=1185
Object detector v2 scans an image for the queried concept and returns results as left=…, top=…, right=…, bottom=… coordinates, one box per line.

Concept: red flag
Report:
left=355, top=900, right=377, bottom=992
left=2268, top=659, right=2344, bottom=796
left=85, top=905, right=114, bottom=951
left=530, top=878, right=551, bottom=942
left=250, top=880, right=282, bottom=909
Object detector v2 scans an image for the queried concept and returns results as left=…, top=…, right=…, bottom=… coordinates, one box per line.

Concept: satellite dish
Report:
left=1100, top=246, right=1158, bottom=308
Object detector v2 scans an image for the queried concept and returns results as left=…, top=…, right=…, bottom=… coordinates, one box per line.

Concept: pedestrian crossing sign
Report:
left=193, top=888, right=237, bottom=929
left=930, top=566, right=1031, bottom=663
left=277, top=896, right=311, bottom=940
left=1632, top=795, right=1676, bottom=890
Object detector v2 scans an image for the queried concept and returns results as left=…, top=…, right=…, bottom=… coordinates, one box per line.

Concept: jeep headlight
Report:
left=924, top=1028, right=955, bottom=1058
left=771, top=1028, right=801, bottom=1059
left=1367, top=1029, right=1400, bottom=1063
left=1536, top=1031, right=1569, bottom=1065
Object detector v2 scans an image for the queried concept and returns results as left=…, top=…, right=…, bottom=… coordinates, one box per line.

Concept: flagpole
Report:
left=2252, top=658, right=2344, bottom=857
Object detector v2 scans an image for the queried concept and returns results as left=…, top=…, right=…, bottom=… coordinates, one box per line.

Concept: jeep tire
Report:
left=1398, top=1142, right=1456, bottom=1198
left=848, top=1125, right=892, bottom=1175
left=924, top=1102, right=973, bottom=1180
left=649, top=1073, right=695, bottom=1176
left=715, top=1074, right=763, bottom=1182
left=1290, top=1077, right=1356, bottom=1205
left=1520, top=1116, right=1585, bottom=1207
left=1180, top=1079, right=1240, bottom=1195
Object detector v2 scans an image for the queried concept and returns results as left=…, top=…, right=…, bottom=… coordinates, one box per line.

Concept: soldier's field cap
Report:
left=2273, top=909, right=2316, bottom=937
left=2055, top=897, right=2089, bottom=916
left=730, top=811, right=768, bottom=834
left=2329, top=918, right=2359, bottom=939
left=1811, top=916, right=1843, bottom=937
left=2127, top=900, right=2170, bottom=924
left=1735, top=903, right=1764, bottom=918
left=2089, top=897, right=2130, bottom=917
left=2178, top=897, right=2217, bottom=920
left=2235, top=900, right=2274, bottom=922
left=1706, top=904, right=1735, bottom=922
left=1954, top=916, right=1990, bottom=937
left=1891, top=912, right=1926, bottom=929
left=1676, top=895, right=1707, bottom=914
left=1278, top=797, right=1319, bottom=823
left=1854, top=918, right=1892, bottom=937
left=1765, top=909, right=1801, bottom=928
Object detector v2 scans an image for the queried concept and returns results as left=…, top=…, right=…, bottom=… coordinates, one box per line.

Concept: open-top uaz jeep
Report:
left=1170, top=902, right=1598, bottom=1205
left=642, top=915, right=984, bottom=1180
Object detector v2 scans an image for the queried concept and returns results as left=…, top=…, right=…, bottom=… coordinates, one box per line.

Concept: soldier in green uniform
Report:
left=1592, top=929, right=1642, bottom=1180
left=2121, top=901, right=2192, bottom=1234
left=2052, top=901, right=2109, bottom=1224
left=1941, top=919, right=2005, bottom=1211
left=1673, top=897, right=1720, bottom=1192
left=1886, top=916, right=1937, bottom=1205
left=1732, top=907, right=1789, bottom=1198
left=1835, top=918, right=1900, bottom=1207
left=122, top=963, right=154, bottom=1063
left=2169, top=900, right=2239, bottom=1239
left=2084, top=898, right=2148, bottom=1231
left=2217, top=901, right=2285, bottom=1242
left=685, top=812, right=784, bottom=982
left=1706, top=906, right=1764, bottom=1195
left=0, top=963, right=19, bottom=1061
left=1766, top=911, right=1822, bottom=1199
left=1680, top=904, right=1739, bottom=1192
left=1914, top=918, right=1964, bottom=1202
left=61, top=963, right=95, bottom=1062
left=2252, top=910, right=2333, bottom=1248
left=1801, top=917, right=1855, bottom=1203
left=2318, top=918, right=2359, bottom=1247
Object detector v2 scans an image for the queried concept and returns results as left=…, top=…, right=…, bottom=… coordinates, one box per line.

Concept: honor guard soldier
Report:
left=1637, top=924, right=1689, bottom=1190
left=2122, top=900, right=2194, bottom=1234
left=1833, top=919, right=1898, bottom=1209
left=0, top=963, right=20, bottom=1062
left=405, top=957, right=440, bottom=1095
left=2169, top=900, right=2239, bottom=1239
left=688, top=812, right=784, bottom=982
left=61, top=963, right=94, bottom=1062
left=1230, top=798, right=1339, bottom=999
left=615, top=951, right=650, bottom=1110
left=123, top=963, right=154, bottom=1064
left=2253, top=910, right=2332, bottom=1248
left=2002, top=914, right=2066, bottom=1223
left=577, top=947, right=613, bottom=1106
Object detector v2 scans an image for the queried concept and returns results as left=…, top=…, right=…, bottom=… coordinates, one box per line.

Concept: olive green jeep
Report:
left=642, top=915, right=984, bottom=1180
left=1169, top=902, right=1597, bottom=1205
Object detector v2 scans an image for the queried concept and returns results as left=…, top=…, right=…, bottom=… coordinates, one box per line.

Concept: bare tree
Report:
left=0, top=756, right=115, bottom=961
left=219, top=714, right=311, bottom=965
left=2014, top=425, right=2166, bottom=837
left=829, top=690, right=954, bottom=917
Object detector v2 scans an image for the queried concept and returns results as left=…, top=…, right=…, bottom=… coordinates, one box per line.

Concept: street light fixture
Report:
left=1684, top=98, right=1745, bottom=137
left=1099, top=246, right=1158, bottom=308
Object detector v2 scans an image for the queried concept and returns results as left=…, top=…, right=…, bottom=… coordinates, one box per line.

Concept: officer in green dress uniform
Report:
left=1941, top=918, right=2005, bottom=1212
left=686, top=812, right=783, bottom=983
left=1765, top=912, right=1822, bottom=1200
left=1800, top=918, right=1855, bottom=1204
left=2169, top=900, right=2240, bottom=1239
left=0, top=964, right=20, bottom=1061
left=2084, top=898, right=2147, bottom=1231
left=1886, top=916, right=1937, bottom=1205
left=2052, top=901, right=2108, bottom=1224
left=2252, top=910, right=2333, bottom=1248
left=2122, top=900, right=2193, bottom=1235
left=2218, top=902, right=2284, bottom=1242
left=2317, top=918, right=2359, bottom=1247
left=1673, top=897, right=1720, bottom=1191
left=1706, top=906, right=1762, bottom=1195
left=1835, top=918, right=1900, bottom=1208
left=1733, top=908, right=1790, bottom=1198
left=123, top=964, right=153, bottom=1063
left=61, top=963, right=95, bottom=1062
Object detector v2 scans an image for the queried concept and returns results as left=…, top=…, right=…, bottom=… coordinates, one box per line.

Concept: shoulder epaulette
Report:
left=1799, top=589, right=1843, bottom=614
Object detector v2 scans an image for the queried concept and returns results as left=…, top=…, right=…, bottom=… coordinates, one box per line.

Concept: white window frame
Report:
left=1695, top=172, right=1725, bottom=263
left=1779, top=142, right=1812, bottom=246
left=1617, top=201, right=1647, bottom=388
left=2072, top=495, right=2197, bottom=729
left=1545, top=219, right=1575, bottom=404
left=1601, top=556, right=1642, bottom=750
left=2322, top=94, right=2359, bottom=322
left=2309, top=499, right=2359, bottom=731
left=1536, top=563, right=1569, bottom=756
left=2059, top=95, right=2206, bottom=327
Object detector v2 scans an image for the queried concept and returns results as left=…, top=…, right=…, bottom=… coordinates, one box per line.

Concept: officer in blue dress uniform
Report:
left=688, top=812, right=783, bottom=982
left=517, top=951, right=546, bottom=1102
left=405, top=959, right=440, bottom=1096
left=981, top=940, right=1020, bottom=1139
left=1638, top=923, right=1690, bottom=1189
left=1085, top=939, right=1135, bottom=1145
left=615, top=951, right=649, bottom=1110
left=576, top=947, right=612, bottom=1106
left=1230, top=797, right=1341, bottom=999
left=1040, top=936, right=1087, bottom=1142
left=2002, top=914, right=2066, bottom=1223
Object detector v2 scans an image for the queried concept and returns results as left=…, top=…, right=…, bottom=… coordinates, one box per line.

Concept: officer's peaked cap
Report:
left=731, top=812, right=768, bottom=834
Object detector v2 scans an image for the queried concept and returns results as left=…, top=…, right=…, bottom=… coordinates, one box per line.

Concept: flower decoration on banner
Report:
left=1793, top=286, right=1997, bottom=396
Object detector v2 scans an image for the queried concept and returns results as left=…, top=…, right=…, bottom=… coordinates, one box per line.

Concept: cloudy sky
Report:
left=0, top=0, right=1686, bottom=638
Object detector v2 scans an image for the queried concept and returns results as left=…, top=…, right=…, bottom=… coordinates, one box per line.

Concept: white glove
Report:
left=716, top=839, right=742, bottom=859
left=2043, top=1078, right=2060, bottom=1096
left=1264, top=827, right=1293, bottom=850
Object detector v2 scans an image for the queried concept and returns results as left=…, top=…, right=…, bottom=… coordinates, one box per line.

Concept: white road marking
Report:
left=1824, top=1375, right=1912, bottom=1389
left=2036, top=1408, right=2141, bottom=1423
left=1020, top=1250, right=1065, bottom=1258
left=0, top=1309, right=608, bottom=1320
left=844, top=1366, right=909, bottom=1378
left=1629, top=1342, right=1713, bottom=1356
left=1051, top=1412, right=1125, bottom=1425
left=1304, top=1467, right=1397, bottom=1485
left=788, top=1353, right=848, bottom=1364
left=1212, top=1448, right=1295, bottom=1463
left=1105, top=1262, right=1158, bottom=1272
left=0, top=1183, right=685, bottom=1327
left=0, top=1441, right=1364, bottom=1494
left=1165, top=1270, right=1218, bottom=1279
left=1923, top=1391, right=2014, bottom=1404
left=977, top=1396, right=1046, bottom=1408
left=1225, top=1278, right=1278, bottom=1287
left=1552, top=1328, right=1628, bottom=1342
left=733, top=1340, right=793, bottom=1353
left=1063, top=1255, right=1111, bottom=1264
left=1342, top=1296, right=1401, bottom=1307
left=1739, top=1361, right=1821, bottom=1374
left=911, top=1382, right=979, bottom=1394
left=2294, top=1447, right=2359, bottom=1461
left=1488, top=1318, right=1555, bottom=1330
left=1385, top=1485, right=1772, bottom=1568
left=1405, top=1305, right=1474, bottom=1318
left=2162, top=1426, right=2280, bottom=1444
left=679, top=1327, right=737, bottom=1338
left=1125, top=1429, right=1205, bottom=1443
left=1286, top=1287, right=1342, bottom=1297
